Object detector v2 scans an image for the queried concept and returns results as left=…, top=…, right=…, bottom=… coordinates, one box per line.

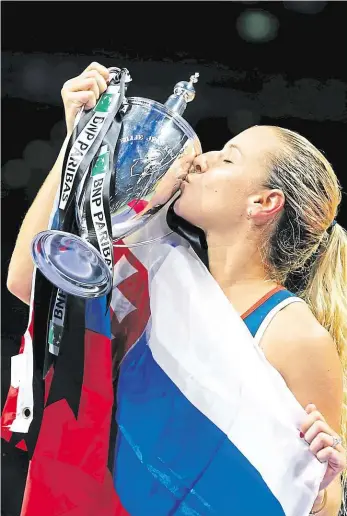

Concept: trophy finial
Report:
left=164, top=72, right=199, bottom=115
left=189, top=72, right=199, bottom=85
left=173, top=72, right=199, bottom=103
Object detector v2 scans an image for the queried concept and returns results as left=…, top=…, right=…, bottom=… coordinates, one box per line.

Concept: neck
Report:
left=206, top=231, right=278, bottom=310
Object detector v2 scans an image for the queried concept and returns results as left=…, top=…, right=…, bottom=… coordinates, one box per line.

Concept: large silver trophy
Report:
left=31, top=67, right=202, bottom=298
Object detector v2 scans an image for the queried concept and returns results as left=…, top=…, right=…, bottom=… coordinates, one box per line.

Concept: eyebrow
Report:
left=224, top=143, right=243, bottom=159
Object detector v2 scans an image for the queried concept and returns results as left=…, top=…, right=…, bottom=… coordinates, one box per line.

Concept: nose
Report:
left=192, top=151, right=219, bottom=173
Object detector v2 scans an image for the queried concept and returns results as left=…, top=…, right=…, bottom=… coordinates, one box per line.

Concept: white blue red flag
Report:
left=2, top=203, right=326, bottom=516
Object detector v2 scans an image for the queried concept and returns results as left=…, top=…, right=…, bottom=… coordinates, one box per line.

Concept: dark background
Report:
left=2, top=2, right=347, bottom=515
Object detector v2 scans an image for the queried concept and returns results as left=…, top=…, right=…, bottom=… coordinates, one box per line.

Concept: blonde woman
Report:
left=172, top=123, right=347, bottom=515
left=7, top=63, right=347, bottom=515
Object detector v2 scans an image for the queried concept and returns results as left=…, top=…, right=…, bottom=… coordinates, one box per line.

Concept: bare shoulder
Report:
left=261, top=300, right=333, bottom=349
left=260, top=301, right=343, bottom=430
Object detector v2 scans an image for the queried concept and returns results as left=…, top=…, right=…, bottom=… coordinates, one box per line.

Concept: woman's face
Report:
left=174, top=125, right=281, bottom=233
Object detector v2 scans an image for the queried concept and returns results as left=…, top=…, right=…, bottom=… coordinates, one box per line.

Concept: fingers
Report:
left=307, top=429, right=340, bottom=455
left=62, top=77, right=98, bottom=103
left=301, top=404, right=326, bottom=435
left=83, top=61, right=110, bottom=82
left=65, top=90, right=97, bottom=111
left=177, top=156, right=193, bottom=175
left=82, top=70, right=108, bottom=96
left=300, top=404, right=346, bottom=471
left=61, top=62, right=110, bottom=133
left=303, top=420, right=344, bottom=456
left=303, top=418, right=330, bottom=444
left=181, top=141, right=197, bottom=159
left=305, top=403, right=319, bottom=415
left=174, top=153, right=195, bottom=175
left=316, top=446, right=346, bottom=469
left=61, top=62, right=109, bottom=105
left=145, top=156, right=192, bottom=210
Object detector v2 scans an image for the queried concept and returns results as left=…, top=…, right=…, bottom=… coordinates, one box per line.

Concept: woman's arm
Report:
left=310, top=478, right=342, bottom=516
left=7, top=61, right=110, bottom=305
left=260, top=301, right=345, bottom=515
left=7, top=135, right=69, bottom=304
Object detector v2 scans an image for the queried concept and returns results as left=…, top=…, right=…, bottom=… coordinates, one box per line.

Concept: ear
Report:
left=247, top=189, right=285, bottom=226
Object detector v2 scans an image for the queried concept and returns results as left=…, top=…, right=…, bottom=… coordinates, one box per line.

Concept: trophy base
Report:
left=31, top=231, right=113, bottom=298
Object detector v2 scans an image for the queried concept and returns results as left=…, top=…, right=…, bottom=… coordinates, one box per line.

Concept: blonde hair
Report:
left=263, top=127, right=347, bottom=510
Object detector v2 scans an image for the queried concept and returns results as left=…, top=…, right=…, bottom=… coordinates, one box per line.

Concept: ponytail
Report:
left=303, top=223, right=347, bottom=456
left=262, top=125, right=347, bottom=511
left=303, top=223, right=347, bottom=515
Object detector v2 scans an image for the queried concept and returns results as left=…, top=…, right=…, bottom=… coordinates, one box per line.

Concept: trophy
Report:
left=31, top=67, right=202, bottom=298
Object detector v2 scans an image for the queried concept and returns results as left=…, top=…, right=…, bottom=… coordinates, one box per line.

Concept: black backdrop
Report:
left=2, top=2, right=347, bottom=515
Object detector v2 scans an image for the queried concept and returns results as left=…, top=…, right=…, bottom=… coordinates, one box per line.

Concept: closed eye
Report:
left=223, top=159, right=233, bottom=164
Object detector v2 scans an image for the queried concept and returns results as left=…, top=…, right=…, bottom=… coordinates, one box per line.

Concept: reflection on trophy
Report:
left=131, top=148, right=165, bottom=182
left=31, top=68, right=202, bottom=298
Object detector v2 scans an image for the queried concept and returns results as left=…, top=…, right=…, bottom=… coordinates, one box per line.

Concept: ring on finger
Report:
left=331, top=435, right=342, bottom=449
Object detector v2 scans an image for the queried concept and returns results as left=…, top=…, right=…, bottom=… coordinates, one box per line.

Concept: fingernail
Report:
left=300, top=431, right=304, bottom=439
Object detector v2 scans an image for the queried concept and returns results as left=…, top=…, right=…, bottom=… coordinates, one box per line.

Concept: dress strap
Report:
left=242, top=286, right=304, bottom=344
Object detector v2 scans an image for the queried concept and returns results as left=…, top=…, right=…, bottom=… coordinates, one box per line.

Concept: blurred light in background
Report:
left=54, top=61, right=80, bottom=83
left=2, top=120, right=67, bottom=199
left=228, top=109, right=261, bottom=134
left=23, top=140, right=55, bottom=170
left=22, top=58, right=49, bottom=95
left=51, top=61, right=81, bottom=99
left=237, top=9, right=279, bottom=43
left=283, top=1, right=327, bottom=14
left=2, top=159, right=31, bottom=189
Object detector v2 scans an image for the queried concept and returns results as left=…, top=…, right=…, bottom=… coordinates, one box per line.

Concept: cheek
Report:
left=174, top=175, right=243, bottom=229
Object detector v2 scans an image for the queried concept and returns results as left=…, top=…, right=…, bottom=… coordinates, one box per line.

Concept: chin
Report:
left=173, top=193, right=187, bottom=218
left=173, top=194, right=202, bottom=228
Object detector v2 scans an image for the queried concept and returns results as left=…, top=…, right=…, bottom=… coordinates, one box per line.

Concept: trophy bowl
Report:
left=75, top=96, right=201, bottom=242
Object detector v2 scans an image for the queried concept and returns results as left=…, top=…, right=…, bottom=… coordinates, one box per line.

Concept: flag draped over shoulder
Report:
left=1, top=205, right=326, bottom=516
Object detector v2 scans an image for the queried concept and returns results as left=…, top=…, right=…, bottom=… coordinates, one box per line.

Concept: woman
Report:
left=7, top=62, right=347, bottom=515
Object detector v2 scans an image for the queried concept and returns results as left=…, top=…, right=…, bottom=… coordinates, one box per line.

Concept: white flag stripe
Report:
left=148, top=246, right=326, bottom=516
left=111, top=287, right=137, bottom=324
left=113, top=254, right=138, bottom=288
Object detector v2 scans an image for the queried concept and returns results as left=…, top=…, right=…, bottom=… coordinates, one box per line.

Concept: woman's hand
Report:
left=301, top=403, right=346, bottom=491
left=140, top=144, right=196, bottom=213
left=61, top=62, right=110, bottom=135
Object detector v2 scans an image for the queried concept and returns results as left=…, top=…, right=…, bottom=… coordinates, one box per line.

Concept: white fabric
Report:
left=111, top=286, right=137, bottom=324
left=9, top=269, right=36, bottom=433
left=147, top=244, right=326, bottom=516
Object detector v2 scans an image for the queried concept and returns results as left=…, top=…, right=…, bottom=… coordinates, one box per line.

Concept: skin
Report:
left=7, top=63, right=345, bottom=514
left=174, top=125, right=345, bottom=514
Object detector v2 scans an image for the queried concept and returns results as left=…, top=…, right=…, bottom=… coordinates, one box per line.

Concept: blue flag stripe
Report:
left=113, top=331, right=285, bottom=516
